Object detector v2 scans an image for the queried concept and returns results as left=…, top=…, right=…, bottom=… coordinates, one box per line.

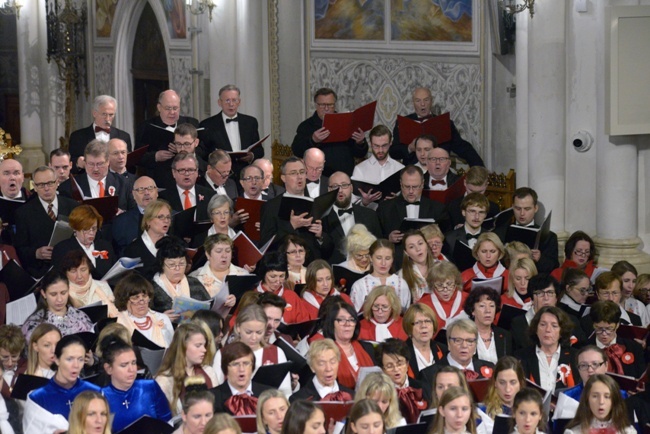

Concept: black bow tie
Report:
left=307, top=180, right=319, bottom=185
left=466, top=233, right=479, bottom=240
left=338, top=208, right=353, bottom=216
left=406, top=201, right=420, bottom=206
left=226, top=117, right=238, bottom=123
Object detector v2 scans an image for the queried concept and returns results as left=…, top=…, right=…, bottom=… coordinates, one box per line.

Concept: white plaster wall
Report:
left=487, top=53, right=516, bottom=174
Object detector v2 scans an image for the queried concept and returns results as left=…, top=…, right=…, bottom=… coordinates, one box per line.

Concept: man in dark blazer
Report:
left=198, top=149, right=239, bottom=200
left=422, top=146, right=461, bottom=192
left=389, top=87, right=484, bottom=167
left=443, top=193, right=490, bottom=271
left=291, top=87, right=368, bottom=177
left=58, top=140, right=134, bottom=212
left=135, top=90, right=200, bottom=190
left=69, top=95, right=132, bottom=173
left=253, top=158, right=285, bottom=200
left=15, top=166, right=78, bottom=278
left=377, top=166, right=450, bottom=260
left=112, top=176, right=159, bottom=256
left=0, top=158, right=30, bottom=245
left=447, top=166, right=501, bottom=229
left=303, top=148, right=329, bottom=198
left=260, top=157, right=333, bottom=260
left=157, top=153, right=215, bottom=222
left=323, top=172, right=382, bottom=264
left=198, top=84, right=263, bottom=178
left=108, top=138, right=136, bottom=194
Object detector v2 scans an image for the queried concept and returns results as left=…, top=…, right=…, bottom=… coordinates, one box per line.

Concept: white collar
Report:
left=447, top=353, right=474, bottom=371
left=313, top=376, right=339, bottom=397
left=228, top=381, right=253, bottom=397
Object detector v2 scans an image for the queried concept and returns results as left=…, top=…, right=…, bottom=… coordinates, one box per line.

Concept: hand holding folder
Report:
left=396, top=112, right=452, bottom=145
left=322, top=101, right=377, bottom=143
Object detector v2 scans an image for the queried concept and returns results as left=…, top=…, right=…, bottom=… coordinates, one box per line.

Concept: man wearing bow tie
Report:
left=390, top=87, right=484, bottom=167
left=444, top=193, right=490, bottom=270
left=136, top=90, right=199, bottom=189
left=303, top=148, right=329, bottom=198
left=198, top=84, right=263, bottom=179
left=423, top=147, right=461, bottom=192
left=322, top=171, right=382, bottom=263
left=69, top=95, right=132, bottom=173
left=377, top=166, right=449, bottom=261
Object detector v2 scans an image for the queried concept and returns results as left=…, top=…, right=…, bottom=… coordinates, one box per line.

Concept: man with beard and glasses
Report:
left=322, top=171, right=382, bottom=263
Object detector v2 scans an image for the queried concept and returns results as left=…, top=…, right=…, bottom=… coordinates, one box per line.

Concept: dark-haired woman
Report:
left=301, top=259, right=352, bottom=320
left=151, top=236, right=210, bottom=322
left=279, top=400, right=326, bottom=434
left=21, top=269, right=93, bottom=342
left=23, top=335, right=101, bottom=433
left=551, top=230, right=607, bottom=284
left=173, top=377, right=214, bottom=434
left=464, top=287, right=512, bottom=364
left=100, top=335, right=171, bottom=432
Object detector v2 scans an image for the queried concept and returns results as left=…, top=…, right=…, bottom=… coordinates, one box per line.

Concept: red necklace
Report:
left=133, top=316, right=153, bottom=330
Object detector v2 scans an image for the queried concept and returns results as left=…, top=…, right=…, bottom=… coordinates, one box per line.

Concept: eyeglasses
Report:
left=353, top=253, right=370, bottom=260
left=81, top=227, right=98, bottom=234
left=465, top=209, right=487, bottom=216
left=221, top=98, right=240, bottom=105
left=229, top=360, right=253, bottom=369
left=155, top=214, right=172, bottom=221
left=335, top=318, right=357, bottom=326
left=577, top=361, right=606, bottom=371
left=316, top=103, right=335, bottom=108
left=371, top=304, right=391, bottom=312
left=401, top=184, right=423, bottom=191
left=241, top=176, right=263, bottom=183
left=329, top=183, right=352, bottom=190
left=174, top=141, right=195, bottom=149
left=34, top=180, right=57, bottom=189
left=371, top=144, right=390, bottom=150
left=594, top=326, right=617, bottom=335
left=210, top=210, right=232, bottom=218
left=86, top=161, right=106, bottom=169
left=449, top=337, right=477, bottom=346
left=413, top=319, right=434, bottom=327
left=133, top=186, right=158, bottom=193
left=434, top=281, right=456, bottom=292
left=174, top=168, right=198, bottom=175
left=306, top=165, right=324, bottom=173
left=214, top=168, right=234, bottom=178
left=383, top=359, right=407, bottom=371
left=286, top=249, right=306, bottom=255
left=533, top=290, right=556, bottom=298
left=429, top=242, right=442, bottom=248
left=285, top=170, right=307, bottom=177
left=638, top=287, right=650, bottom=294
left=164, top=261, right=187, bottom=270
left=427, top=157, right=450, bottom=163
left=599, top=291, right=621, bottom=298
left=129, top=294, right=150, bottom=303
left=570, top=287, right=591, bottom=295
left=573, top=249, right=591, bottom=257
left=97, top=112, right=115, bottom=118
left=161, top=106, right=180, bottom=112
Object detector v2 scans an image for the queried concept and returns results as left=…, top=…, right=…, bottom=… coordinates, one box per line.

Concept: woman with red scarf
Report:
left=301, top=259, right=352, bottom=320
left=418, top=261, right=468, bottom=330
left=461, top=232, right=509, bottom=293
left=321, top=300, right=376, bottom=389
left=254, top=251, right=309, bottom=324
left=377, top=338, right=430, bottom=424
left=358, top=285, right=408, bottom=342
left=551, top=230, right=608, bottom=284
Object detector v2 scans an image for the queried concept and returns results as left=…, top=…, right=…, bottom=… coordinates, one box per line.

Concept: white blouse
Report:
left=350, top=274, right=411, bottom=313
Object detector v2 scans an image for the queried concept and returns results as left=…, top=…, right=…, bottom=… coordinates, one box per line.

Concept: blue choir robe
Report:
left=102, top=379, right=172, bottom=432
left=23, top=378, right=100, bottom=434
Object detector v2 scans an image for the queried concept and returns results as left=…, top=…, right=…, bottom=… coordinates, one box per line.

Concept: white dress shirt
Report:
left=535, top=345, right=561, bottom=392
left=176, top=185, right=196, bottom=208
left=39, top=196, right=59, bottom=217
left=352, top=155, right=404, bottom=184
left=222, top=112, right=241, bottom=151
left=87, top=175, right=108, bottom=198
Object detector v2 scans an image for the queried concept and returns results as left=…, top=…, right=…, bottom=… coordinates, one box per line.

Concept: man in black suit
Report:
left=69, top=95, right=132, bottom=173
left=201, top=149, right=238, bottom=200
left=447, top=165, right=501, bottom=229
left=378, top=165, right=450, bottom=242
left=49, top=148, right=73, bottom=185
left=238, top=165, right=265, bottom=200
left=291, top=87, right=368, bottom=176
left=390, top=87, right=484, bottom=167
left=107, top=138, right=135, bottom=194
left=323, top=171, right=382, bottom=264
left=423, top=147, right=461, bottom=192
left=59, top=140, right=134, bottom=211
left=444, top=193, right=490, bottom=271
left=158, top=152, right=215, bottom=221
left=198, top=84, right=263, bottom=178
left=0, top=158, right=29, bottom=245
left=303, top=148, right=329, bottom=198
left=112, top=176, right=158, bottom=256
left=252, top=158, right=285, bottom=200
left=260, top=157, right=333, bottom=260
left=15, top=166, right=78, bottom=277
left=136, top=90, right=200, bottom=190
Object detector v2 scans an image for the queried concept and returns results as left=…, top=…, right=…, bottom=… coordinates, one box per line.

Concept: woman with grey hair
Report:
left=192, top=194, right=237, bottom=247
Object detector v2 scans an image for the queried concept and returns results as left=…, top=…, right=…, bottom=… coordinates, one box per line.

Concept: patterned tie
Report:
left=183, top=190, right=192, bottom=210
left=47, top=203, right=56, bottom=221
left=98, top=181, right=105, bottom=198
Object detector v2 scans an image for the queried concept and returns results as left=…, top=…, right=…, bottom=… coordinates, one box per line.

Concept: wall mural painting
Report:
left=315, top=0, right=385, bottom=40
left=162, top=0, right=187, bottom=39
left=96, top=0, right=119, bottom=38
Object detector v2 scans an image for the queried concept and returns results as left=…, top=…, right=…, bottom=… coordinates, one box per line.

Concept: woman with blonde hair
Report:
left=633, top=273, right=650, bottom=305
left=67, top=391, right=111, bottom=434
left=26, top=323, right=61, bottom=378
left=503, top=241, right=532, bottom=268
left=399, top=230, right=435, bottom=302
left=155, top=322, right=217, bottom=415
left=418, top=261, right=468, bottom=330
left=204, top=413, right=242, bottom=434
left=420, top=224, right=448, bottom=262
left=342, top=224, right=377, bottom=272
left=403, top=304, right=447, bottom=377
left=256, top=389, right=289, bottom=434
left=461, top=232, right=509, bottom=293
left=358, top=285, right=408, bottom=342
left=355, top=372, right=406, bottom=428
left=502, top=257, right=537, bottom=310
left=124, top=199, right=172, bottom=279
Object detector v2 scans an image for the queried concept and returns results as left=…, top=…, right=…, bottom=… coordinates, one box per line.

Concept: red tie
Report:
left=183, top=190, right=192, bottom=209
left=94, top=126, right=110, bottom=134
left=47, top=203, right=56, bottom=221
left=224, top=394, right=258, bottom=416
left=321, top=391, right=353, bottom=402
left=98, top=181, right=105, bottom=198
left=430, top=179, right=446, bottom=186
left=463, top=369, right=480, bottom=381
left=604, top=344, right=625, bottom=375
left=92, top=250, right=109, bottom=260
left=397, top=387, right=428, bottom=424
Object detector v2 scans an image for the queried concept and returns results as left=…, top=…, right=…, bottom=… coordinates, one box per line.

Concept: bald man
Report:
left=252, top=158, right=285, bottom=200
left=303, top=148, right=329, bottom=198
left=135, top=89, right=199, bottom=190
left=108, top=138, right=135, bottom=193
left=390, top=87, right=484, bottom=167
left=112, top=176, right=159, bottom=255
